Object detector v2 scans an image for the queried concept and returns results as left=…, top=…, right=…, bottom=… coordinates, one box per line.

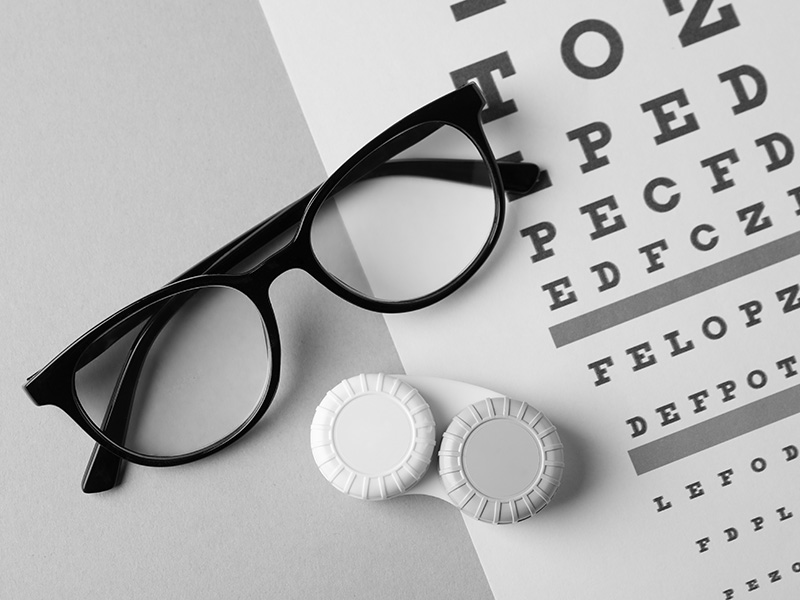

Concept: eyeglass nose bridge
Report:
left=245, top=227, right=319, bottom=287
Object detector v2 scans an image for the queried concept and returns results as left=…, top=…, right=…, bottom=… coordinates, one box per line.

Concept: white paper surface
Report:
left=259, top=1, right=800, bottom=597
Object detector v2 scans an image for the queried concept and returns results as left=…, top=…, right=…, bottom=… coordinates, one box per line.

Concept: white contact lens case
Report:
left=310, top=373, right=564, bottom=524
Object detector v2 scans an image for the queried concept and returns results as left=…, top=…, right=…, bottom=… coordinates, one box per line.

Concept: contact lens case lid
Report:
left=439, top=396, right=564, bottom=524
left=310, top=373, right=436, bottom=500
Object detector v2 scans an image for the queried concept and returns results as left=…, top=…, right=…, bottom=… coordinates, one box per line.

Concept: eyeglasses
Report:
left=24, top=83, right=540, bottom=493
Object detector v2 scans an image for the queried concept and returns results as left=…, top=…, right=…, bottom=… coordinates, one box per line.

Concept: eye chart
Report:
left=258, top=2, right=799, bottom=597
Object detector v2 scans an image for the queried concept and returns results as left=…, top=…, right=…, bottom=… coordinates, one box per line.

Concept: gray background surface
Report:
left=0, top=2, right=493, bottom=598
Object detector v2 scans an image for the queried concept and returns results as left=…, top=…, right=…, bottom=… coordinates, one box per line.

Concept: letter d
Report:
left=783, top=444, right=798, bottom=461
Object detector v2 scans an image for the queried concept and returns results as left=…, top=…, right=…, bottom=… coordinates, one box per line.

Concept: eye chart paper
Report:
left=258, top=2, right=799, bottom=598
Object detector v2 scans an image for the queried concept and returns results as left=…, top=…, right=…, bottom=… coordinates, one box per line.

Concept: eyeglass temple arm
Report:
left=75, top=158, right=537, bottom=376
left=81, top=156, right=540, bottom=493
left=372, top=158, right=538, bottom=191
left=77, top=121, right=538, bottom=369
left=333, top=120, right=539, bottom=198
left=76, top=157, right=536, bottom=376
left=175, top=158, right=539, bottom=284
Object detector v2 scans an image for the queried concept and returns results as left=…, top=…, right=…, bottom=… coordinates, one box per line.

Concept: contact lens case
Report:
left=310, top=373, right=564, bottom=524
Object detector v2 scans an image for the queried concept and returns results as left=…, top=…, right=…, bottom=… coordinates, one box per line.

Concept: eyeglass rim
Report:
left=295, top=84, right=506, bottom=314
left=26, top=276, right=281, bottom=467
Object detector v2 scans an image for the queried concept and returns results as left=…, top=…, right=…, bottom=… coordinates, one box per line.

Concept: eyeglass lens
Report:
left=74, top=286, right=271, bottom=458
left=310, top=123, right=496, bottom=302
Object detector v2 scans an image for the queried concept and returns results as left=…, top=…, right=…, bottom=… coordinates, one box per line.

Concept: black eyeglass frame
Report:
left=24, top=83, right=540, bottom=484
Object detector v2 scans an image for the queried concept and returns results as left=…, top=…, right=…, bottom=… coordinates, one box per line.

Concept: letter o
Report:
left=793, top=562, right=800, bottom=573
left=746, top=369, right=767, bottom=389
left=702, top=316, right=727, bottom=340
left=751, top=457, right=767, bottom=472
left=561, top=20, right=624, bottom=80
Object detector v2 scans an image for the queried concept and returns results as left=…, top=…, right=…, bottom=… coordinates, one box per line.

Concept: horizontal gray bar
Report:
left=628, top=383, right=800, bottom=475
left=550, top=230, right=800, bottom=348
